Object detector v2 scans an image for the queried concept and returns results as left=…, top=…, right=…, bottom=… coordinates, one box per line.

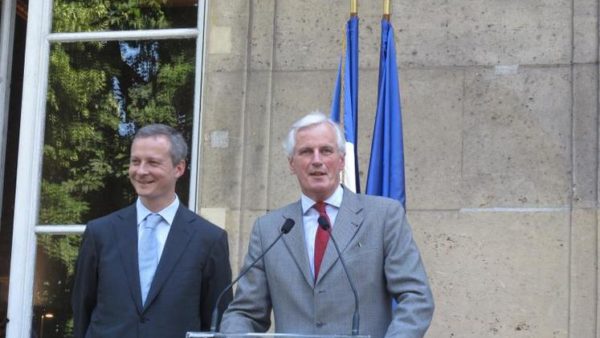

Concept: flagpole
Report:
left=343, top=0, right=360, bottom=192
left=383, top=0, right=390, bottom=20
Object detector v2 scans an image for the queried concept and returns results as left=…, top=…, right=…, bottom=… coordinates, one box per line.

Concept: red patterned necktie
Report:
left=313, top=201, right=330, bottom=280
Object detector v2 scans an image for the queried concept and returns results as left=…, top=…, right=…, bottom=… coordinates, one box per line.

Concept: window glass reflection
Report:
left=32, top=235, right=81, bottom=338
left=52, top=0, right=198, bottom=32
left=41, top=39, right=196, bottom=225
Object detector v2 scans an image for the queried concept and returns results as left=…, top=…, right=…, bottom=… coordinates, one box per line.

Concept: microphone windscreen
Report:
left=317, top=216, right=330, bottom=231
left=281, top=218, right=295, bottom=234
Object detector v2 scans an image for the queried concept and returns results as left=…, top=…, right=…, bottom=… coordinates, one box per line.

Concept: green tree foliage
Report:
left=52, top=0, right=169, bottom=32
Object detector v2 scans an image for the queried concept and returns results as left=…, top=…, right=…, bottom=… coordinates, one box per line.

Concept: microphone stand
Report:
left=209, top=218, right=295, bottom=332
left=318, top=216, right=360, bottom=336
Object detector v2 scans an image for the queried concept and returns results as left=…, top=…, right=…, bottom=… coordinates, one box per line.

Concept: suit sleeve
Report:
left=71, top=225, right=99, bottom=338
left=383, top=201, right=435, bottom=338
left=219, top=218, right=272, bottom=333
left=200, top=229, right=233, bottom=331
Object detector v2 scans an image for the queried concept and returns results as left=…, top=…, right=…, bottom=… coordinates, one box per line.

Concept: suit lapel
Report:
left=316, top=189, right=364, bottom=284
left=143, top=205, right=195, bottom=309
left=113, top=204, right=144, bottom=314
left=281, top=202, right=314, bottom=288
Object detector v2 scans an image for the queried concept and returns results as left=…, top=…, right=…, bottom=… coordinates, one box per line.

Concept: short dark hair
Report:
left=133, top=124, right=188, bottom=165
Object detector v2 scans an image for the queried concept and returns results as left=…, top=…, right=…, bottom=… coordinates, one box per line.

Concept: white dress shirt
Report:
left=300, top=185, right=344, bottom=277
left=136, top=196, right=180, bottom=259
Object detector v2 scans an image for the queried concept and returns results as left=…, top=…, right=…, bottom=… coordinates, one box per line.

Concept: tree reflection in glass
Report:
left=33, top=235, right=80, bottom=338
left=42, top=38, right=195, bottom=225
left=52, top=0, right=198, bottom=32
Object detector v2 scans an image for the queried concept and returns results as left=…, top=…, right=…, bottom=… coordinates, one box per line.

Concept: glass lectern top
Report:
left=187, top=333, right=370, bottom=338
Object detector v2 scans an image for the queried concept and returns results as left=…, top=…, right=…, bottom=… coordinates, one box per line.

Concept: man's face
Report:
left=129, top=135, right=185, bottom=210
left=289, top=123, right=344, bottom=202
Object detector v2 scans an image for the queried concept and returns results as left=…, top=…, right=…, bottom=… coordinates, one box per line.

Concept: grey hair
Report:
left=283, top=111, right=346, bottom=158
left=134, top=124, right=188, bottom=165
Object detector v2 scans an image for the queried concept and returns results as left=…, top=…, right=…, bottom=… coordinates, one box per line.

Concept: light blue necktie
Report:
left=139, top=213, right=162, bottom=305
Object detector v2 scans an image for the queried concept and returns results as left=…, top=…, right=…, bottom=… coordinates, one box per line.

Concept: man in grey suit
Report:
left=221, top=112, right=434, bottom=337
left=72, top=124, right=232, bottom=338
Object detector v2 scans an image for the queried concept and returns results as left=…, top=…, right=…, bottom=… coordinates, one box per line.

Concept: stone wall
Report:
left=198, top=1, right=599, bottom=337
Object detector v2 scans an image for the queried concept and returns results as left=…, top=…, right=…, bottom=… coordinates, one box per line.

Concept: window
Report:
left=6, top=1, right=207, bottom=336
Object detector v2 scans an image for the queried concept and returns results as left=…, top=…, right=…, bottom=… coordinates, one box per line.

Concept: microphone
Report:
left=318, top=216, right=360, bottom=336
left=210, top=218, right=295, bottom=332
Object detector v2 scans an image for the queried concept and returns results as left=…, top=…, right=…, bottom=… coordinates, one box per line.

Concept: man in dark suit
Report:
left=221, top=112, right=434, bottom=338
left=72, top=124, right=232, bottom=338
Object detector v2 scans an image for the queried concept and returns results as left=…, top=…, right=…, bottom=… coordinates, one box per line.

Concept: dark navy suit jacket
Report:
left=72, top=204, right=232, bottom=338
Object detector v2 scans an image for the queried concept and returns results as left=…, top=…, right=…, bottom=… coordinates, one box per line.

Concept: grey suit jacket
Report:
left=72, top=203, right=233, bottom=338
left=221, top=188, right=434, bottom=338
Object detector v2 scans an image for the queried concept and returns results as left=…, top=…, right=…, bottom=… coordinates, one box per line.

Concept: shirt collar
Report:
left=300, top=185, right=344, bottom=215
left=136, top=196, right=180, bottom=226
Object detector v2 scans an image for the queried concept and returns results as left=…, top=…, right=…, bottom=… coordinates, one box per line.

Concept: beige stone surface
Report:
left=246, top=0, right=276, bottom=71
left=236, top=71, right=275, bottom=212
left=462, top=66, right=571, bottom=208
left=411, top=210, right=570, bottom=338
left=597, top=210, right=600, bottom=337
left=205, top=0, right=249, bottom=72
left=225, top=209, right=267, bottom=274
left=572, top=64, right=599, bottom=208
left=396, top=0, right=571, bottom=66
left=199, top=71, right=245, bottom=209
left=272, top=1, right=354, bottom=71
left=573, top=0, right=599, bottom=63
left=401, top=68, right=464, bottom=210
left=569, top=208, right=598, bottom=338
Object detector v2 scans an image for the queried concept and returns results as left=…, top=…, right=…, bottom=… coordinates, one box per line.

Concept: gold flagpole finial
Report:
left=383, top=0, right=390, bottom=20
left=350, top=0, right=358, bottom=16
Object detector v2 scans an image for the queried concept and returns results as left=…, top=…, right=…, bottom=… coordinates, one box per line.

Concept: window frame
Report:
left=0, top=0, right=17, bottom=232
